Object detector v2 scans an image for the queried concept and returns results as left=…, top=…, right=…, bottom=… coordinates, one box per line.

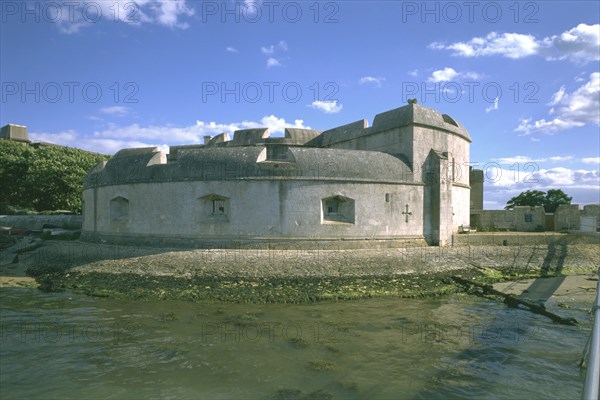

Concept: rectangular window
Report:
left=326, top=200, right=339, bottom=215
left=385, top=193, right=390, bottom=203
left=213, top=200, right=225, bottom=215
left=267, top=145, right=287, bottom=160
left=524, top=214, right=533, bottom=223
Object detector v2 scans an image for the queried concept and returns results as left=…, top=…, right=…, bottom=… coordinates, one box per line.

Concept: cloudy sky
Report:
left=1, top=0, right=598, bottom=208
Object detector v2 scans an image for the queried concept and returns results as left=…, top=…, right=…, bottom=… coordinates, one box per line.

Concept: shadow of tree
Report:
left=522, top=238, right=568, bottom=304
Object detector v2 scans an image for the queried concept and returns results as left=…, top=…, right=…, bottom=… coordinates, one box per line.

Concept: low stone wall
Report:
left=453, top=232, right=599, bottom=246
left=473, top=206, right=545, bottom=232
left=554, top=204, right=581, bottom=231
left=0, top=215, right=82, bottom=230
left=582, top=204, right=600, bottom=228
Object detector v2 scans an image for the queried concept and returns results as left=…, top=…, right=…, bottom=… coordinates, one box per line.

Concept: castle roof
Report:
left=84, top=146, right=414, bottom=188
left=371, top=103, right=471, bottom=141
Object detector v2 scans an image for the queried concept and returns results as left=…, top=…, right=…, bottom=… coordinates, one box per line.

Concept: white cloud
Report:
left=428, top=67, right=458, bottom=82
left=515, top=117, right=584, bottom=134
left=100, top=106, right=130, bottom=116
left=153, top=0, right=194, bottom=28
left=430, top=23, right=600, bottom=64
left=441, top=86, right=456, bottom=96
left=29, top=129, right=167, bottom=155
left=257, top=115, right=307, bottom=133
left=309, top=100, right=343, bottom=114
left=483, top=200, right=503, bottom=210
left=244, top=1, right=261, bottom=5
left=582, top=157, right=600, bottom=165
left=56, top=0, right=194, bottom=33
left=541, top=23, right=600, bottom=63
left=548, top=156, right=573, bottom=162
left=408, top=69, right=419, bottom=77
left=484, top=165, right=599, bottom=189
left=515, top=72, right=600, bottom=134
left=575, top=72, right=587, bottom=83
left=462, top=71, right=482, bottom=80
left=359, top=76, right=385, bottom=87
left=261, top=41, right=288, bottom=68
left=430, top=32, right=539, bottom=59
left=493, top=155, right=573, bottom=164
left=266, top=57, right=281, bottom=68
left=226, top=47, right=238, bottom=53
left=28, top=115, right=310, bottom=155
left=427, top=67, right=481, bottom=83
left=485, top=96, right=499, bottom=113
left=261, top=46, right=275, bottom=56
left=548, top=85, right=566, bottom=106
left=536, top=168, right=599, bottom=187
left=493, top=156, right=543, bottom=164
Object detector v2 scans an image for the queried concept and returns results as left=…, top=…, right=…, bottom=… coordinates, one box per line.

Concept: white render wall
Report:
left=83, top=180, right=426, bottom=240
left=452, top=185, right=471, bottom=229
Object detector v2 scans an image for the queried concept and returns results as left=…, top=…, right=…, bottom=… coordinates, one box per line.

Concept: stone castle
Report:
left=81, top=102, right=472, bottom=247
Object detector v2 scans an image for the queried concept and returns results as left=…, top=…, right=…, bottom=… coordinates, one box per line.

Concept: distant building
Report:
left=1, top=124, right=103, bottom=154
left=469, top=167, right=484, bottom=210
left=0, top=124, right=30, bottom=144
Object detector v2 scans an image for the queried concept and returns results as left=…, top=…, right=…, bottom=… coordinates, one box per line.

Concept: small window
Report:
left=524, top=214, right=533, bottom=223
left=442, top=114, right=458, bottom=127
left=325, top=199, right=339, bottom=215
left=322, top=195, right=355, bottom=224
left=385, top=193, right=390, bottom=203
left=212, top=199, right=225, bottom=215
left=110, top=196, right=129, bottom=224
left=200, top=194, right=229, bottom=220
left=267, top=145, right=288, bottom=160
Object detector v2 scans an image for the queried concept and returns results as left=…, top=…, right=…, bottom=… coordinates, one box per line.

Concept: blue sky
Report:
left=1, top=0, right=599, bottom=208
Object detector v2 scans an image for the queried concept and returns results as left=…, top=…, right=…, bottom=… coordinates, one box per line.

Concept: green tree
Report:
left=0, top=141, right=35, bottom=211
left=505, top=190, right=546, bottom=210
left=543, top=189, right=573, bottom=213
left=0, top=140, right=109, bottom=213
left=505, top=189, right=572, bottom=213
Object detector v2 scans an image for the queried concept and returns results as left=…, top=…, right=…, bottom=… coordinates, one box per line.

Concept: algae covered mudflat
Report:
left=4, top=238, right=597, bottom=303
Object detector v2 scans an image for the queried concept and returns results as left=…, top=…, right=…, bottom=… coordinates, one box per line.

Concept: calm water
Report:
left=0, top=287, right=592, bottom=400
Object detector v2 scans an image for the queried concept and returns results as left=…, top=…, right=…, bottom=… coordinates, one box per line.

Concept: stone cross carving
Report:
left=402, top=204, right=412, bottom=223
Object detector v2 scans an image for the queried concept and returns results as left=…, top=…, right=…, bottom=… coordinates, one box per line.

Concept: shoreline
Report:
left=1, top=237, right=598, bottom=303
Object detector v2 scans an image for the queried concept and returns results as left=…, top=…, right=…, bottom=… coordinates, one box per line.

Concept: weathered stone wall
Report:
left=83, top=180, right=426, bottom=244
left=554, top=204, right=581, bottom=230
left=452, top=185, right=471, bottom=229
left=582, top=204, right=600, bottom=229
left=469, top=168, right=484, bottom=210
left=453, top=231, right=599, bottom=246
left=320, top=105, right=471, bottom=244
left=474, top=206, right=545, bottom=231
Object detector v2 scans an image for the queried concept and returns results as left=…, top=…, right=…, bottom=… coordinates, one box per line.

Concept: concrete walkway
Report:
left=494, top=273, right=599, bottom=314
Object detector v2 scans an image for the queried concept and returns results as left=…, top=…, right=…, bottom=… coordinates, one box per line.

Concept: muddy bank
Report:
left=3, top=239, right=599, bottom=303
left=34, top=270, right=468, bottom=303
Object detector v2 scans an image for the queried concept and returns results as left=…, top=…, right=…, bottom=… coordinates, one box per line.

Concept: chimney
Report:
left=203, top=135, right=212, bottom=144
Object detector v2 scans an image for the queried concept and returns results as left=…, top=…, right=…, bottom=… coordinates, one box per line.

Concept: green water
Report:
left=0, top=288, right=591, bottom=399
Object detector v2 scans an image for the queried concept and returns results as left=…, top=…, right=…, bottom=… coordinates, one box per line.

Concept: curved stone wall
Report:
left=82, top=178, right=426, bottom=247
